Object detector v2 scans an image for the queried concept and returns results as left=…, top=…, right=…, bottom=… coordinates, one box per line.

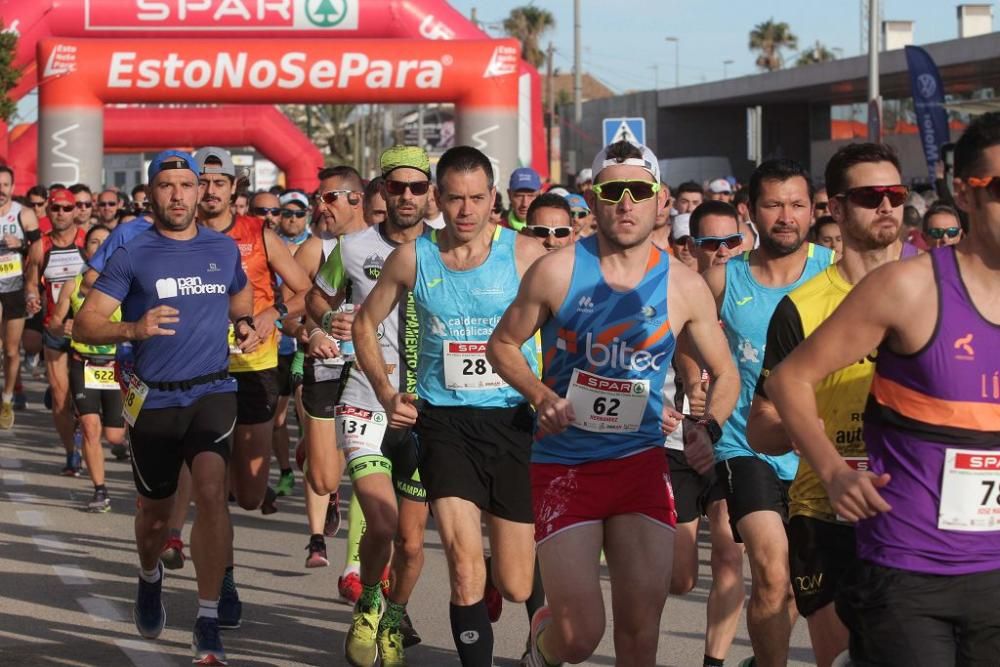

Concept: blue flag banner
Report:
left=905, top=45, right=949, bottom=182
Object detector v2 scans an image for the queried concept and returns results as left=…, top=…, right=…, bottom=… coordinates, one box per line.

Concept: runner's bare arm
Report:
left=746, top=396, right=793, bottom=456
left=23, top=240, right=42, bottom=313
left=78, top=268, right=99, bottom=298
left=673, top=331, right=707, bottom=415
left=47, top=275, right=75, bottom=336
left=294, top=236, right=325, bottom=281
left=258, top=227, right=312, bottom=338
left=19, top=206, right=39, bottom=233
left=305, top=284, right=345, bottom=329
left=513, top=232, right=547, bottom=277
left=765, top=262, right=916, bottom=520
left=702, top=263, right=728, bottom=314
left=229, top=282, right=260, bottom=352
left=76, top=290, right=178, bottom=344
left=353, top=243, right=417, bottom=410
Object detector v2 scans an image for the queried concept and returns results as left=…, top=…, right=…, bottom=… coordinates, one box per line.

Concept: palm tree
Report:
left=796, top=40, right=838, bottom=66
left=749, top=19, right=798, bottom=71
left=503, top=6, right=555, bottom=69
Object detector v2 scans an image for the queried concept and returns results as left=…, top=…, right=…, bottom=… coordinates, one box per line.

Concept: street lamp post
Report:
left=650, top=64, right=659, bottom=90
left=665, top=37, right=679, bottom=88
left=723, top=59, right=734, bottom=79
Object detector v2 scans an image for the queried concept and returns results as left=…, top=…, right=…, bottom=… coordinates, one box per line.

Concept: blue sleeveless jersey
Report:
left=412, top=226, right=537, bottom=408
left=535, top=237, right=675, bottom=464
left=715, top=243, right=834, bottom=479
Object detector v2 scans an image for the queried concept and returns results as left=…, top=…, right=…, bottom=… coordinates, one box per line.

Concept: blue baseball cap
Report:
left=509, top=167, right=542, bottom=192
left=147, top=150, right=199, bottom=183
left=565, top=193, right=590, bottom=212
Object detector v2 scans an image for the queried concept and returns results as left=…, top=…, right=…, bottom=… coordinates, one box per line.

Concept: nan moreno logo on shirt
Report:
left=155, top=276, right=228, bottom=299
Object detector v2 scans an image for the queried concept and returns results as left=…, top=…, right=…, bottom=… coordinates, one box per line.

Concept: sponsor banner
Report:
left=904, top=45, right=950, bottom=182
left=85, top=0, right=359, bottom=31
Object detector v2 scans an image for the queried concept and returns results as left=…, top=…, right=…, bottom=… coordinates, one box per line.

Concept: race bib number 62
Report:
left=565, top=368, right=649, bottom=433
left=939, top=448, right=1000, bottom=532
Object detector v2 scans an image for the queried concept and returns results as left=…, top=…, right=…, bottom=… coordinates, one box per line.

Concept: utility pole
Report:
left=723, top=59, right=734, bottom=79
left=546, top=41, right=555, bottom=170
left=573, top=0, right=582, bottom=124
left=665, top=37, right=679, bottom=87
left=867, top=0, right=881, bottom=141
left=650, top=64, right=659, bottom=90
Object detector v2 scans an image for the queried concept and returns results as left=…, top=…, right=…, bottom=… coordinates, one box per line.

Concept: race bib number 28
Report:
left=939, top=448, right=1000, bottom=532
left=565, top=368, right=649, bottom=433
left=442, top=341, right=507, bottom=391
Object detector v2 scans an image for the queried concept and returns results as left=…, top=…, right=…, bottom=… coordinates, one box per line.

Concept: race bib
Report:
left=565, top=368, right=649, bottom=433
left=0, top=252, right=22, bottom=279
left=122, top=374, right=149, bottom=427
left=938, top=448, right=1000, bottom=532
left=442, top=341, right=507, bottom=391
left=335, top=404, right=388, bottom=452
left=83, top=360, right=118, bottom=391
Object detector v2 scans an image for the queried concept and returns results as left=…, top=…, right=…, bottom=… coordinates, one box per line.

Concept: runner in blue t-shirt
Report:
left=74, top=150, right=259, bottom=667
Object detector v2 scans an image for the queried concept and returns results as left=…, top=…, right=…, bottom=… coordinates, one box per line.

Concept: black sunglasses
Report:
left=97, top=201, right=118, bottom=208
left=252, top=207, right=282, bottom=217
left=836, top=185, right=908, bottom=209
left=50, top=204, right=75, bottom=213
left=571, top=210, right=589, bottom=219
left=280, top=208, right=307, bottom=218
left=525, top=225, right=573, bottom=239
left=384, top=180, right=431, bottom=196
left=75, top=201, right=93, bottom=209
left=693, top=234, right=743, bottom=251
left=318, top=190, right=360, bottom=205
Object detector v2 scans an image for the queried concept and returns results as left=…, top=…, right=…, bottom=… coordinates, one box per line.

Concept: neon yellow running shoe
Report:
left=377, top=626, right=407, bottom=667
left=344, top=600, right=381, bottom=667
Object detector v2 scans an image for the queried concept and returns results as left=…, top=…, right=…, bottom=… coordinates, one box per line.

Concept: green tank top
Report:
left=69, top=273, right=120, bottom=357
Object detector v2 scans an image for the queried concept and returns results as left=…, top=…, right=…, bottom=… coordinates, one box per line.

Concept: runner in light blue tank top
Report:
left=412, top=225, right=538, bottom=408
left=716, top=243, right=833, bottom=479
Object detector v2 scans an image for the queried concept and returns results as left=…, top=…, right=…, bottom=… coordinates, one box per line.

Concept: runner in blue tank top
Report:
left=353, top=146, right=546, bottom=667
left=766, top=112, right=1000, bottom=667
left=74, top=150, right=260, bottom=666
left=700, top=159, right=833, bottom=667
left=488, top=140, right=739, bottom=667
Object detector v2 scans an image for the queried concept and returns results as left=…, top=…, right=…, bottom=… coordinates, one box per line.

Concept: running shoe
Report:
left=0, top=401, right=14, bottom=429
left=305, top=536, right=329, bottom=568
left=338, top=571, right=362, bottom=605
left=324, top=491, right=341, bottom=538
left=218, top=587, right=242, bottom=630
left=260, top=486, right=278, bottom=515
left=111, top=443, right=129, bottom=460
left=160, top=536, right=186, bottom=570
left=192, top=616, right=228, bottom=666
left=737, top=659, right=757, bottom=667
left=399, top=612, right=422, bottom=648
left=133, top=562, right=166, bottom=640
left=275, top=470, right=294, bottom=497
left=12, top=392, right=27, bottom=410
left=525, top=606, right=561, bottom=667
left=485, top=576, right=503, bottom=623
left=87, top=487, right=111, bottom=513
left=344, top=599, right=382, bottom=667
left=61, top=451, right=81, bottom=477
left=376, top=626, right=406, bottom=667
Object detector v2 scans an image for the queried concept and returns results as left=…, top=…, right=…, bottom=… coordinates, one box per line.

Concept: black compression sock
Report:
left=449, top=601, right=494, bottom=666
left=704, top=656, right=725, bottom=667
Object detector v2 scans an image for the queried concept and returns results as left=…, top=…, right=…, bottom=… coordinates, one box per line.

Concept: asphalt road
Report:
left=0, top=376, right=814, bottom=666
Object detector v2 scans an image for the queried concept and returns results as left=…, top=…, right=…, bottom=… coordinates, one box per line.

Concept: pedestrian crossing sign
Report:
left=602, top=117, right=646, bottom=147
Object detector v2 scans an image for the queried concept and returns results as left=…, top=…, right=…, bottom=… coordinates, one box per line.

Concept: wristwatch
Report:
left=697, top=416, right=723, bottom=444
left=273, top=302, right=288, bottom=319
left=233, top=315, right=256, bottom=332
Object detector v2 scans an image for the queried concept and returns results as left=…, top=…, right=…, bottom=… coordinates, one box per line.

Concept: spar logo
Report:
left=43, top=44, right=78, bottom=78
left=108, top=52, right=446, bottom=90
left=85, top=0, right=359, bottom=31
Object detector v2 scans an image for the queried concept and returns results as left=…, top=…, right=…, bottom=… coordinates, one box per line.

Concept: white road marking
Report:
left=53, top=564, right=91, bottom=586
left=2, top=471, right=25, bottom=485
left=114, top=639, right=175, bottom=667
left=77, top=596, right=126, bottom=623
left=15, top=510, right=46, bottom=527
left=32, top=534, right=72, bottom=554
left=0, top=457, right=22, bottom=468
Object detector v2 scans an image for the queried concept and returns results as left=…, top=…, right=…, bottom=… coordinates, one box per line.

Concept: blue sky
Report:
left=450, top=0, right=995, bottom=92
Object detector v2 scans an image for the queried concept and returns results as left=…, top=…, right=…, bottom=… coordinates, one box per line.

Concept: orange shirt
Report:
left=226, top=215, right=278, bottom=372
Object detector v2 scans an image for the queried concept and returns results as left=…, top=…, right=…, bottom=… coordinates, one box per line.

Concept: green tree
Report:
left=796, top=40, right=838, bottom=66
left=749, top=19, right=798, bottom=71
left=312, top=0, right=339, bottom=26
left=0, top=21, right=22, bottom=124
left=502, top=6, right=555, bottom=69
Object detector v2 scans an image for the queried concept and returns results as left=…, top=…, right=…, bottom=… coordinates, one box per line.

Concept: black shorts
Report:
left=24, top=309, right=43, bottom=334
left=69, top=356, right=124, bottom=427
left=128, top=391, right=236, bottom=500
left=787, top=515, right=856, bottom=617
left=302, top=379, right=342, bottom=420
left=415, top=403, right=534, bottom=524
left=837, top=561, right=1000, bottom=666
left=667, top=447, right=721, bottom=523
left=43, top=328, right=71, bottom=352
left=0, top=290, right=27, bottom=320
left=383, top=427, right=426, bottom=503
left=232, top=367, right=279, bottom=425
left=714, top=455, right=790, bottom=543
left=276, top=353, right=294, bottom=398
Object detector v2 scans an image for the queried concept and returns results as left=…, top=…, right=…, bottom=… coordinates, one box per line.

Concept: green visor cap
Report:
left=380, top=145, right=431, bottom=177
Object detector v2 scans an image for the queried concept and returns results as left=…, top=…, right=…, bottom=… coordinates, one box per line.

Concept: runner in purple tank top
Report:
left=764, top=112, right=1000, bottom=665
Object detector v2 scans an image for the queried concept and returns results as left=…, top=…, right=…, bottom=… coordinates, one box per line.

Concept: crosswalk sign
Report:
left=602, top=117, right=646, bottom=147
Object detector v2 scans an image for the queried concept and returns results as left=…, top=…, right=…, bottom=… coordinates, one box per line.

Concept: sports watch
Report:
left=697, top=416, right=723, bottom=444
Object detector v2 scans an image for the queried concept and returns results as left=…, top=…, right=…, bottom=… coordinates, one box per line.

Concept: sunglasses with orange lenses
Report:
left=966, top=175, right=1000, bottom=199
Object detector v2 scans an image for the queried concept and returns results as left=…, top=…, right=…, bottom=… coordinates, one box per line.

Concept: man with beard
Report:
left=702, top=159, right=833, bottom=667
left=747, top=144, right=905, bottom=667
left=307, top=146, right=432, bottom=666
left=249, top=190, right=282, bottom=231
left=74, top=150, right=259, bottom=665
left=95, top=189, right=122, bottom=229
left=354, top=146, right=545, bottom=666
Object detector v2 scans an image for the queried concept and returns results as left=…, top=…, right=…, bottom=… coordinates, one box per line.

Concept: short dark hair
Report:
left=436, top=146, right=495, bottom=191
left=955, top=112, right=1000, bottom=178
left=69, top=183, right=92, bottom=196
left=599, top=141, right=644, bottom=175
left=526, top=193, right=571, bottom=225
left=811, top=216, right=839, bottom=240
left=0, top=165, right=14, bottom=182
left=27, top=185, right=48, bottom=200
left=85, top=224, right=112, bottom=245
left=676, top=181, right=703, bottom=196
left=130, top=184, right=146, bottom=199
left=922, top=203, right=961, bottom=233
left=689, top=200, right=739, bottom=238
left=749, top=159, right=814, bottom=210
left=733, top=189, right=750, bottom=207
left=823, top=143, right=901, bottom=197
left=364, top=177, right=384, bottom=204
left=318, top=165, right=364, bottom=192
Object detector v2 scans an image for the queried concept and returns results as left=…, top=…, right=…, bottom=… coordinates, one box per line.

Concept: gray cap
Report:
left=671, top=213, right=691, bottom=240
left=193, top=146, right=236, bottom=177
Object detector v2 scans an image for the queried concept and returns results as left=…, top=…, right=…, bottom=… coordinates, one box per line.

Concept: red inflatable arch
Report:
left=2, top=0, right=545, bottom=178
left=10, top=105, right=324, bottom=192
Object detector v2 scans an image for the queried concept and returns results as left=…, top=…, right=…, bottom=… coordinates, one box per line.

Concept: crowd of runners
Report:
left=1, top=110, right=998, bottom=667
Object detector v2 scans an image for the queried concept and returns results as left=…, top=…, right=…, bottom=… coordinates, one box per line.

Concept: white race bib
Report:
left=122, top=374, right=149, bottom=427
left=335, top=405, right=388, bottom=452
left=0, top=252, right=22, bottom=279
left=938, top=448, right=1000, bottom=532
left=83, top=361, right=118, bottom=391
left=565, top=368, right=649, bottom=433
left=442, top=341, right=507, bottom=391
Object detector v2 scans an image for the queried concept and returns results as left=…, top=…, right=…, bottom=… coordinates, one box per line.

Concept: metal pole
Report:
left=665, top=37, right=679, bottom=87
left=867, top=0, right=881, bottom=141
left=573, top=0, right=582, bottom=124
left=546, top=42, right=555, bottom=169
left=650, top=64, right=659, bottom=90
left=723, top=59, right=734, bottom=79
left=417, top=104, right=424, bottom=149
